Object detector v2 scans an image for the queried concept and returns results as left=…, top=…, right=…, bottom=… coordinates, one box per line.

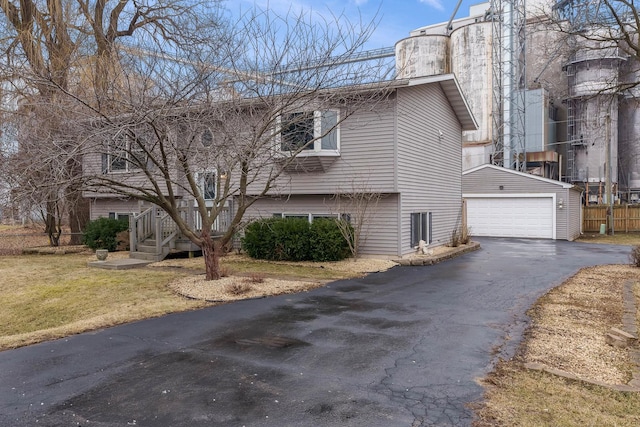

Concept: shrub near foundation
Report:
left=309, top=218, right=351, bottom=261
left=82, top=217, right=129, bottom=252
left=272, top=218, right=311, bottom=261
left=242, top=217, right=350, bottom=262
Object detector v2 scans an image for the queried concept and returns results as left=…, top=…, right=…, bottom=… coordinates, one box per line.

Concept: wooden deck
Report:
left=129, top=202, right=230, bottom=261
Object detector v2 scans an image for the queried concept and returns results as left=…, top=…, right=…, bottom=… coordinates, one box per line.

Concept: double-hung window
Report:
left=201, top=172, right=216, bottom=200
left=104, top=132, right=146, bottom=173
left=279, top=110, right=339, bottom=154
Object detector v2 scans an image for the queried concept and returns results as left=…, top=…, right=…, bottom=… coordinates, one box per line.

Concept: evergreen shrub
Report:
left=82, top=217, right=129, bottom=252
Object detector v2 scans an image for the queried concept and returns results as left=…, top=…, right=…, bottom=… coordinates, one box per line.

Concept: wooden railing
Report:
left=130, top=207, right=154, bottom=252
left=156, top=212, right=178, bottom=254
left=583, top=205, right=640, bottom=233
left=130, top=202, right=231, bottom=255
left=177, top=200, right=230, bottom=235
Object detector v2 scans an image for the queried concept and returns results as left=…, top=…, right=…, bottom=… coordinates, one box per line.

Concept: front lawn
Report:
left=0, top=253, right=207, bottom=350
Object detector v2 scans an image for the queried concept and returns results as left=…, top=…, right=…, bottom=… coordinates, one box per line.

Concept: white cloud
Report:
left=419, top=0, right=445, bottom=11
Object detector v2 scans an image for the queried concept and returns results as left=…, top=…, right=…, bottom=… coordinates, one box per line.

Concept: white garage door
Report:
left=466, top=197, right=554, bottom=239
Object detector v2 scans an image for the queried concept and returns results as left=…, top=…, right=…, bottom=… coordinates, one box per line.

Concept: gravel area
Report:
left=523, top=264, right=640, bottom=385
left=169, top=257, right=398, bottom=302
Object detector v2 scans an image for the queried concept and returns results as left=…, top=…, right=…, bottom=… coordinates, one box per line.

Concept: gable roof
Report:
left=463, top=163, right=578, bottom=190
left=398, top=74, right=478, bottom=132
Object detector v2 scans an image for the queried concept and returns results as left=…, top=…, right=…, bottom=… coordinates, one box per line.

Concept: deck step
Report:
left=129, top=250, right=168, bottom=262
left=137, top=244, right=159, bottom=253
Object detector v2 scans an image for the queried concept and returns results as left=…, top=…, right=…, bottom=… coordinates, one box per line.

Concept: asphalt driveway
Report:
left=0, top=238, right=630, bottom=426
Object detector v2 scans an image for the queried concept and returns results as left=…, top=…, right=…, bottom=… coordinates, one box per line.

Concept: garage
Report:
left=462, top=164, right=583, bottom=241
left=465, top=195, right=555, bottom=239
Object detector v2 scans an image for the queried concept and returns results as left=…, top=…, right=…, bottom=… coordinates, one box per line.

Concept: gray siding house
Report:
left=462, top=164, right=582, bottom=241
left=86, top=75, right=476, bottom=259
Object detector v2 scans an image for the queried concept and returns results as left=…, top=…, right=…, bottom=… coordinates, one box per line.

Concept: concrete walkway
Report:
left=87, top=257, right=151, bottom=270
left=0, top=238, right=631, bottom=426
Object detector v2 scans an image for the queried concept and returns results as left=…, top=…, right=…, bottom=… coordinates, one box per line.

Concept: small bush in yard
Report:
left=244, top=273, right=266, bottom=284
left=309, top=218, right=350, bottom=261
left=219, top=266, right=233, bottom=278
left=630, top=245, right=640, bottom=267
left=82, top=217, right=129, bottom=251
left=224, top=281, right=253, bottom=295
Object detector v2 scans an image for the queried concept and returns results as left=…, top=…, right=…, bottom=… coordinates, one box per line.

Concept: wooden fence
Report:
left=583, top=205, right=640, bottom=233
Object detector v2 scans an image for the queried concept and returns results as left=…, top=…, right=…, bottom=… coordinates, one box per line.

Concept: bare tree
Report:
left=0, top=0, right=222, bottom=244
left=330, top=179, right=382, bottom=260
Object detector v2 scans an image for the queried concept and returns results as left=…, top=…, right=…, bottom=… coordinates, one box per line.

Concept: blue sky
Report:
left=234, top=0, right=482, bottom=49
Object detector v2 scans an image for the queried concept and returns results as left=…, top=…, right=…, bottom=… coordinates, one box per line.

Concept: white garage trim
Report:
left=463, top=193, right=557, bottom=240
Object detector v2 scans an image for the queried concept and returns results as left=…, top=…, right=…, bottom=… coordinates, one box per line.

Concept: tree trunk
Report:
left=67, top=188, right=90, bottom=245
left=201, top=231, right=222, bottom=280
left=44, top=200, right=61, bottom=247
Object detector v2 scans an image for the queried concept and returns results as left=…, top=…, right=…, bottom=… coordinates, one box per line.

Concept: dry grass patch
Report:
left=475, top=363, right=640, bottom=427
left=0, top=253, right=207, bottom=350
left=224, top=281, right=253, bottom=295
left=475, top=264, right=640, bottom=426
left=0, top=224, right=72, bottom=256
left=523, top=265, right=634, bottom=384
left=577, top=232, right=640, bottom=246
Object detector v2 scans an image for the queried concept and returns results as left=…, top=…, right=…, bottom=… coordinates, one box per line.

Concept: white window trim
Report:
left=275, top=213, right=341, bottom=223
left=107, top=132, right=145, bottom=173
left=108, top=212, right=132, bottom=223
left=276, top=109, right=341, bottom=157
left=197, top=170, right=217, bottom=203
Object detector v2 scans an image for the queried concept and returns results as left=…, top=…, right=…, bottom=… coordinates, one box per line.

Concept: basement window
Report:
left=272, top=213, right=346, bottom=223
left=410, top=212, right=432, bottom=247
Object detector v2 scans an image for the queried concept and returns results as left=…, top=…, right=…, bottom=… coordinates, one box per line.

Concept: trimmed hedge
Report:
left=82, top=217, right=129, bottom=252
left=242, top=217, right=350, bottom=262
left=309, top=218, right=351, bottom=261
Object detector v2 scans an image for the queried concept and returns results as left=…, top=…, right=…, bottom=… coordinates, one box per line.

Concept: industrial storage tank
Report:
left=450, top=21, right=493, bottom=148
left=571, top=97, right=619, bottom=185
left=618, top=96, right=640, bottom=192
left=565, top=33, right=623, bottom=190
left=395, top=35, right=448, bottom=79
left=618, top=53, right=640, bottom=194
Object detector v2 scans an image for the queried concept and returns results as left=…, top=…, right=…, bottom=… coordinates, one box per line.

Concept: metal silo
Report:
left=395, top=35, right=449, bottom=79
left=450, top=21, right=494, bottom=148
left=564, top=32, right=623, bottom=202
